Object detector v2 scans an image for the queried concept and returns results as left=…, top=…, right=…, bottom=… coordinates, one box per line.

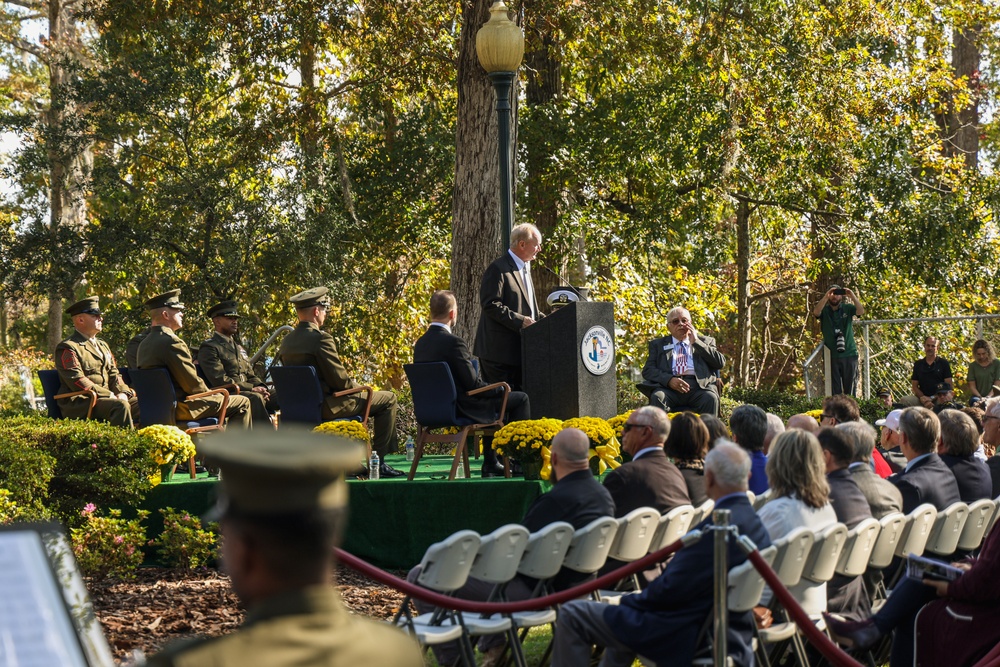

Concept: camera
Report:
left=834, top=328, right=846, bottom=354
left=833, top=288, right=847, bottom=296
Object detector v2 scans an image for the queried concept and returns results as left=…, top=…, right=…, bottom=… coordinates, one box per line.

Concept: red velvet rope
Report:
left=334, top=534, right=689, bottom=613
left=746, top=550, right=863, bottom=667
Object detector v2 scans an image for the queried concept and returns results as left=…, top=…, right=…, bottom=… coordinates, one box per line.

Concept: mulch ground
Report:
left=89, top=567, right=410, bottom=665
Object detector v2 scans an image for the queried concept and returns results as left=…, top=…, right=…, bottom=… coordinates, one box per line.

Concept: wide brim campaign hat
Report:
left=289, top=286, right=330, bottom=310
left=143, top=289, right=185, bottom=311
left=200, top=429, right=362, bottom=517
left=66, top=296, right=101, bottom=317
left=207, top=300, right=240, bottom=319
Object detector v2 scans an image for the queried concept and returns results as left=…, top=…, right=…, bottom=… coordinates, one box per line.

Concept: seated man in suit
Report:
left=54, top=296, right=138, bottom=427
left=408, top=428, right=614, bottom=667
left=278, top=286, right=403, bottom=478
left=137, top=289, right=253, bottom=429
left=413, top=290, right=529, bottom=478
left=551, top=440, right=770, bottom=667
left=937, top=409, right=992, bottom=502
left=890, top=407, right=961, bottom=513
left=638, top=306, right=725, bottom=416
left=836, top=421, right=903, bottom=519
left=198, top=300, right=275, bottom=427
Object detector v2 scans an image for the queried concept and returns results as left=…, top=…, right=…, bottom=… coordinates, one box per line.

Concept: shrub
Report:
left=0, top=347, right=48, bottom=414
left=0, top=489, right=23, bottom=524
left=151, top=507, right=219, bottom=569
left=70, top=504, right=149, bottom=581
left=0, top=423, right=56, bottom=520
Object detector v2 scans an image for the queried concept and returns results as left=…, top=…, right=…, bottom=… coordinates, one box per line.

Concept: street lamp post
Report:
left=476, top=0, right=524, bottom=251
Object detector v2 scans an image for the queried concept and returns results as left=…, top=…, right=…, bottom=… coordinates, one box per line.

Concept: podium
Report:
left=521, top=301, right=616, bottom=420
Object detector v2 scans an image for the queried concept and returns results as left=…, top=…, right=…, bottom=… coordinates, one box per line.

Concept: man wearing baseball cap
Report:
left=876, top=409, right=906, bottom=473
left=812, top=285, right=865, bottom=397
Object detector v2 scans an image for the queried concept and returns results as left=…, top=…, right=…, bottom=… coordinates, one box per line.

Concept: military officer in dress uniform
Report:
left=137, top=289, right=253, bottom=429
left=145, top=429, right=424, bottom=667
left=198, top=300, right=275, bottom=426
left=277, top=287, right=404, bottom=478
left=125, top=326, right=152, bottom=370
left=54, top=296, right=138, bottom=427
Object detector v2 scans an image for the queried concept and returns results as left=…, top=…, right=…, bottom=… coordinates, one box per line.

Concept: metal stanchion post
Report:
left=712, top=508, right=730, bottom=667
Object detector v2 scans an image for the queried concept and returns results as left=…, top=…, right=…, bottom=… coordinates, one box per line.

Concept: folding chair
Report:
left=924, top=501, right=970, bottom=558
left=866, top=512, right=906, bottom=608
left=650, top=504, right=697, bottom=552
left=757, top=528, right=815, bottom=667
left=957, top=498, right=997, bottom=552
left=37, top=369, right=96, bottom=420
left=596, top=507, right=661, bottom=598
left=270, top=365, right=372, bottom=426
left=753, top=488, right=773, bottom=511
left=690, top=499, right=716, bottom=526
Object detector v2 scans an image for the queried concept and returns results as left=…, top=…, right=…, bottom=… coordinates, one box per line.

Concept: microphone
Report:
left=536, top=263, right=588, bottom=302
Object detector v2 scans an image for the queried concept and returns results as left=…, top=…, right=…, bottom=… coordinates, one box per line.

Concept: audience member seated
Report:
left=937, top=409, right=992, bottom=502
left=757, top=429, right=837, bottom=616
left=763, top=412, right=784, bottom=453
left=820, top=393, right=860, bottom=426
left=407, top=428, right=613, bottom=667
left=967, top=339, right=1000, bottom=407
left=550, top=441, right=770, bottom=667
left=665, top=411, right=711, bottom=506
left=786, top=413, right=819, bottom=433
left=982, top=399, right=1000, bottom=497
left=960, top=406, right=990, bottom=460
left=826, top=491, right=1000, bottom=667
left=901, top=336, right=953, bottom=408
left=835, top=421, right=903, bottom=519
left=730, top=404, right=769, bottom=495
left=932, top=382, right=965, bottom=413
left=889, top=407, right=961, bottom=513
left=876, top=408, right=906, bottom=474
left=700, top=413, right=730, bottom=445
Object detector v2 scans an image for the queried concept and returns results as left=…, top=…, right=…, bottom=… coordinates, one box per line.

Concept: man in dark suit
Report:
left=937, top=409, right=993, bottom=502
left=551, top=441, right=771, bottom=667
left=414, top=290, right=530, bottom=477
left=889, top=407, right=961, bottom=513
left=278, top=287, right=403, bottom=478
left=837, top=421, right=903, bottom=519
left=984, top=398, right=1000, bottom=496
left=637, top=306, right=725, bottom=416
left=473, top=223, right=543, bottom=391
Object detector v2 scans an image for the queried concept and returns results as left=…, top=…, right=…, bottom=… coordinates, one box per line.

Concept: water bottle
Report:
left=369, top=451, right=380, bottom=480
left=405, top=436, right=415, bottom=462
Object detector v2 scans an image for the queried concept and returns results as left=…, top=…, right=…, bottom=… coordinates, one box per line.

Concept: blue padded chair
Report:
left=270, top=365, right=373, bottom=426
left=130, top=368, right=231, bottom=479
left=37, top=369, right=96, bottom=420
left=403, top=362, right=510, bottom=481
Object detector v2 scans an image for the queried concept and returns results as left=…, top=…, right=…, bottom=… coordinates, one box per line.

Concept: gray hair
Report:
left=939, top=409, right=980, bottom=457
left=985, top=397, right=1000, bottom=419
left=898, top=407, right=941, bottom=455
left=632, top=405, right=671, bottom=440
left=666, top=306, right=691, bottom=324
left=837, top=420, right=878, bottom=462
left=705, top=439, right=751, bottom=491
left=509, top=223, right=541, bottom=248
left=765, top=413, right=785, bottom=443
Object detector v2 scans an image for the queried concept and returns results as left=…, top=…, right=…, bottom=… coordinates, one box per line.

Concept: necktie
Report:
left=522, top=264, right=536, bottom=319
left=675, top=342, right=689, bottom=375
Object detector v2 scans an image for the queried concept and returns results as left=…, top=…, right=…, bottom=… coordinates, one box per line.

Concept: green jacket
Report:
left=137, top=325, right=223, bottom=421
left=198, top=332, right=264, bottom=392
left=54, top=331, right=132, bottom=418
left=278, top=322, right=364, bottom=419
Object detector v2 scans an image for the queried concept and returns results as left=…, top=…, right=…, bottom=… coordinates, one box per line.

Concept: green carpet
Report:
left=142, top=454, right=550, bottom=569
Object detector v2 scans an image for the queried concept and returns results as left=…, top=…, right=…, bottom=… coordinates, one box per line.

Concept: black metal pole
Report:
left=489, top=70, right=515, bottom=251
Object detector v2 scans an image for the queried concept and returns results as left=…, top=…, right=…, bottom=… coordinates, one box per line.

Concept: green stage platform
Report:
left=140, top=454, right=550, bottom=569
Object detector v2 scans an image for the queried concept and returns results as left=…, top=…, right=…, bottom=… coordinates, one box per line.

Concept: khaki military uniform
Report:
left=198, top=332, right=274, bottom=425
left=278, top=321, right=398, bottom=457
left=125, top=326, right=153, bottom=370
left=137, top=325, right=252, bottom=428
left=147, top=587, right=422, bottom=667
left=54, top=331, right=138, bottom=427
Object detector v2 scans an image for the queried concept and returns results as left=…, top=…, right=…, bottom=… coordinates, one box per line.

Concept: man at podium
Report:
left=637, top=307, right=726, bottom=416
left=473, top=223, right=543, bottom=391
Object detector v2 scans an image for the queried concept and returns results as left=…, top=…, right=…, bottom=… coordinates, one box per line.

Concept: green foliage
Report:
left=0, top=415, right=154, bottom=525
left=151, top=507, right=219, bottom=569
left=70, top=505, right=149, bottom=581
left=726, top=387, right=887, bottom=424
left=0, top=346, right=48, bottom=414
left=0, top=489, right=23, bottom=524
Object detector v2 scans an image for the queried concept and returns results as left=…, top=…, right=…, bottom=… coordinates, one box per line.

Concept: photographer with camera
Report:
left=814, top=285, right=865, bottom=396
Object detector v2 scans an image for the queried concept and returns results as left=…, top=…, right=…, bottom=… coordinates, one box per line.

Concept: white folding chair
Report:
left=507, top=522, right=575, bottom=649
left=986, top=496, right=1000, bottom=537
left=925, top=501, right=970, bottom=557
left=757, top=528, right=815, bottom=666
left=690, top=498, right=715, bottom=526
left=835, top=517, right=881, bottom=578
left=957, top=498, right=996, bottom=552
left=894, top=504, right=938, bottom=559
left=393, top=530, right=482, bottom=665
left=753, top=488, right=772, bottom=511
left=561, top=515, right=620, bottom=581
left=598, top=507, right=661, bottom=595
left=866, top=512, right=906, bottom=606
left=650, top=504, right=696, bottom=552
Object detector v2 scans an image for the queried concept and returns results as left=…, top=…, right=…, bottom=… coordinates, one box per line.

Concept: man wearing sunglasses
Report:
left=55, top=296, right=138, bottom=427
left=638, top=306, right=726, bottom=416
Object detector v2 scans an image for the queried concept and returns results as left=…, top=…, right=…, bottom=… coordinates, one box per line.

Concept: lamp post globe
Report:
left=476, top=0, right=524, bottom=251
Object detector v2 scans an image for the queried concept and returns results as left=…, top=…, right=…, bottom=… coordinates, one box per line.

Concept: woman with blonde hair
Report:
left=758, top=428, right=837, bottom=615
left=968, top=339, right=1000, bottom=404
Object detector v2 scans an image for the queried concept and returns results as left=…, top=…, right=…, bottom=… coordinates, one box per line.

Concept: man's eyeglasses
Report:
left=821, top=413, right=837, bottom=421
left=669, top=318, right=690, bottom=325
left=622, top=422, right=650, bottom=433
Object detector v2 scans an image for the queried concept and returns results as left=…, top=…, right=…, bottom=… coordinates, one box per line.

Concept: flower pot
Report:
left=160, top=463, right=175, bottom=483
left=520, top=458, right=543, bottom=481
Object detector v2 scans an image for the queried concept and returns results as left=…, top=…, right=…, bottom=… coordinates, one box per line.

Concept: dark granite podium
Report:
left=521, top=301, right=617, bottom=419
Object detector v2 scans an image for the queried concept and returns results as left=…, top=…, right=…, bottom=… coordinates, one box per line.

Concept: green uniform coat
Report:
left=54, top=331, right=137, bottom=427
left=199, top=332, right=273, bottom=424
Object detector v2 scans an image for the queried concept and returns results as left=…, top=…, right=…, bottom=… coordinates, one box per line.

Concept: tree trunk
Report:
left=734, top=199, right=751, bottom=386
left=451, top=0, right=503, bottom=341
left=950, top=25, right=981, bottom=169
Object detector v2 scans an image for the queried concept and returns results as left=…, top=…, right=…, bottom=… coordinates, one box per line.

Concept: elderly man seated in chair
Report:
left=413, top=290, right=530, bottom=478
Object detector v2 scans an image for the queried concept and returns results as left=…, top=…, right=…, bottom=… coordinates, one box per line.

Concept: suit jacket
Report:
left=941, top=454, right=993, bottom=503
left=639, top=334, right=725, bottom=394
left=603, top=493, right=771, bottom=667
left=137, top=325, right=223, bottom=421
left=278, top=321, right=364, bottom=419
left=889, top=453, right=962, bottom=513
left=54, top=331, right=132, bottom=418
left=988, top=456, right=1000, bottom=498
left=849, top=464, right=903, bottom=519
left=473, top=252, right=538, bottom=366
left=519, top=470, right=615, bottom=592
left=827, top=468, right=874, bottom=529
left=198, top=332, right=264, bottom=392
left=602, top=449, right=691, bottom=517
left=413, top=325, right=500, bottom=424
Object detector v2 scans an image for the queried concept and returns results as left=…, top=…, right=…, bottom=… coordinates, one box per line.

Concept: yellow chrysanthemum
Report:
left=138, top=424, right=197, bottom=466
left=313, top=420, right=372, bottom=444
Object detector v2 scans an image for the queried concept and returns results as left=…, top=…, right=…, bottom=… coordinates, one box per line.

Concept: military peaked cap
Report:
left=289, top=286, right=330, bottom=310
left=66, top=296, right=101, bottom=317
left=208, top=300, right=240, bottom=318
left=201, top=429, right=362, bottom=516
left=144, top=289, right=185, bottom=311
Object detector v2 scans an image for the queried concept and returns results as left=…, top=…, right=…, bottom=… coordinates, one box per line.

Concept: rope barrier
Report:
left=334, top=531, right=694, bottom=614
left=746, top=549, right=864, bottom=667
